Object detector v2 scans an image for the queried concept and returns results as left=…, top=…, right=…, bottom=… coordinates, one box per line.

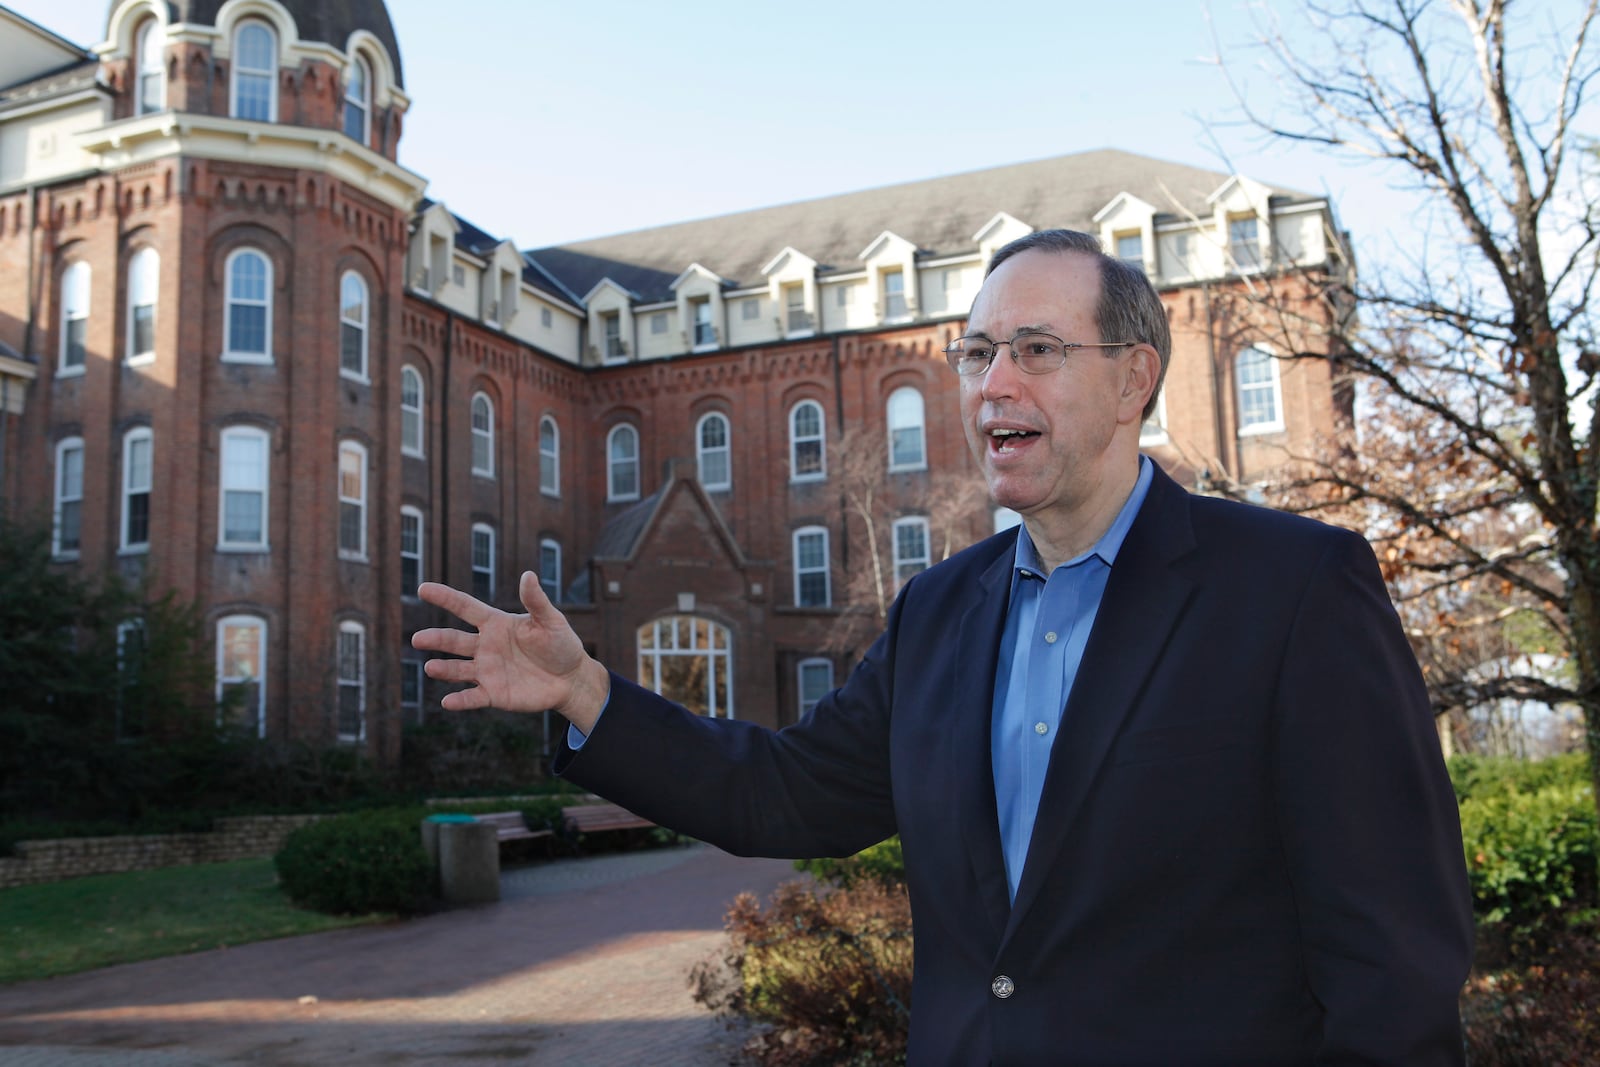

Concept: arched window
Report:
left=400, top=505, right=423, bottom=595
left=224, top=248, right=272, bottom=362
left=216, top=614, right=267, bottom=737
left=793, top=526, right=830, bottom=607
left=637, top=616, right=733, bottom=718
left=339, top=271, right=368, bottom=380
left=607, top=424, right=639, bottom=502
left=337, top=441, right=367, bottom=560
left=539, top=415, right=559, bottom=496
left=892, top=516, right=930, bottom=586
left=219, top=425, right=270, bottom=549
left=887, top=387, right=926, bottom=471
left=797, top=657, right=834, bottom=717
left=1236, top=346, right=1284, bottom=434
left=539, top=538, right=561, bottom=603
left=231, top=21, right=277, bottom=121
left=470, top=392, right=494, bottom=477
left=696, top=412, right=730, bottom=491
left=136, top=18, right=164, bottom=114
left=343, top=54, right=370, bottom=144
left=59, top=261, right=90, bottom=374
left=53, top=436, right=84, bottom=557
left=336, top=620, right=365, bottom=741
left=400, top=365, right=424, bottom=457
left=126, top=248, right=158, bottom=364
left=789, top=400, right=825, bottom=481
left=121, top=427, right=153, bottom=552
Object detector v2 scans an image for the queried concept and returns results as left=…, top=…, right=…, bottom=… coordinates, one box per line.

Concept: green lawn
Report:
left=0, top=858, right=390, bottom=984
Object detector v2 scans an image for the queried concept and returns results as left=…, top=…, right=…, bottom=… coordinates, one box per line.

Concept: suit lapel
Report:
left=1002, top=468, right=1199, bottom=940
left=952, top=542, right=1017, bottom=941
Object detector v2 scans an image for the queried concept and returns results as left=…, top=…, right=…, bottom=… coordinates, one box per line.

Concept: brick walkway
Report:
left=0, top=844, right=802, bottom=1066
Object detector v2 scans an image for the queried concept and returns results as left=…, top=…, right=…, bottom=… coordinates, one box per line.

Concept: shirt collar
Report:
left=1013, top=455, right=1155, bottom=579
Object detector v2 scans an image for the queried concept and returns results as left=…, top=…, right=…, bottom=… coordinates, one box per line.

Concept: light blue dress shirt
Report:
left=990, top=456, right=1153, bottom=900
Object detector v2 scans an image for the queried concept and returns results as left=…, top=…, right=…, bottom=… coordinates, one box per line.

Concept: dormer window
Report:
left=1229, top=216, right=1261, bottom=271
left=1115, top=232, right=1144, bottom=272
left=136, top=19, right=164, bottom=114
left=692, top=298, right=714, bottom=347
left=343, top=55, right=371, bottom=145
left=784, top=284, right=809, bottom=333
left=882, top=269, right=907, bottom=320
left=602, top=312, right=625, bottom=362
left=232, top=22, right=277, bottom=122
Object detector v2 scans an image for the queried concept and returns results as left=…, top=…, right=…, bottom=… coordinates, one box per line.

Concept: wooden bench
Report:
left=475, top=811, right=556, bottom=845
left=561, top=802, right=654, bottom=836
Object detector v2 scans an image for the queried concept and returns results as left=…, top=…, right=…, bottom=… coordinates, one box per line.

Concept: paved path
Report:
left=0, top=845, right=803, bottom=1066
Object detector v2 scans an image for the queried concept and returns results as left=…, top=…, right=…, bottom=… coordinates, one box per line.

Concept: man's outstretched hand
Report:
left=412, top=571, right=609, bottom=734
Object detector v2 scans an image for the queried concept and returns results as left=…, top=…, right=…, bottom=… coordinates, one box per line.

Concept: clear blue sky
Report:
left=12, top=1, right=1454, bottom=255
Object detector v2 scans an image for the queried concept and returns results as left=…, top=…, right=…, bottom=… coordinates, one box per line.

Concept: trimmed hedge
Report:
left=274, top=807, right=434, bottom=916
left=794, top=836, right=904, bottom=888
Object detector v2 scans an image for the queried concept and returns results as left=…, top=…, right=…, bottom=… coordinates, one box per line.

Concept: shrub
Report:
left=274, top=807, right=433, bottom=916
left=1459, top=780, right=1598, bottom=951
left=794, top=836, right=905, bottom=888
left=691, top=879, right=912, bottom=1067
left=1448, top=753, right=1591, bottom=804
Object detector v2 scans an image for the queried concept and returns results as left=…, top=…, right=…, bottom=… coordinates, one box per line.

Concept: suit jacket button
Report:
left=991, top=975, right=1015, bottom=999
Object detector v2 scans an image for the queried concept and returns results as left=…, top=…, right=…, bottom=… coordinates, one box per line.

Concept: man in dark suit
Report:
left=415, top=230, right=1473, bottom=1065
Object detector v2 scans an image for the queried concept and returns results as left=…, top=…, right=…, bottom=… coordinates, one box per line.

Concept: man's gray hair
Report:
left=986, top=229, right=1171, bottom=421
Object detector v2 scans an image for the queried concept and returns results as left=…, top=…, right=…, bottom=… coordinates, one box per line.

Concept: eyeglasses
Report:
left=943, top=332, right=1131, bottom=376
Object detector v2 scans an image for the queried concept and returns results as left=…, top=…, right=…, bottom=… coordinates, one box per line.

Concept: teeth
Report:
left=990, top=428, right=1027, bottom=438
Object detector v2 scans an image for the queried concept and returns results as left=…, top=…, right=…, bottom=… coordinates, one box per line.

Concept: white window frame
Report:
left=637, top=615, right=734, bottom=719
left=126, top=248, right=158, bottom=365
left=339, top=271, right=368, bottom=382
left=789, top=400, right=826, bottom=482
left=59, top=261, right=89, bottom=376
left=607, top=424, right=640, bottom=502
left=471, top=522, right=495, bottom=601
left=1115, top=231, right=1144, bottom=271
left=223, top=248, right=272, bottom=363
left=696, top=412, right=731, bottom=491
left=343, top=53, right=370, bottom=145
left=53, top=436, right=84, bottom=558
left=691, top=298, right=715, bottom=349
left=470, top=392, right=494, bottom=478
left=539, top=538, right=561, bottom=604
left=401, top=656, right=424, bottom=718
left=121, top=427, right=153, bottom=553
left=400, top=365, right=424, bottom=458
left=336, top=620, right=366, bottom=742
left=219, top=425, right=270, bottom=551
left=539, top=415, right=560, bottom=497
left=136, top=18, right=164, bottom=114
left=797, top=657, right=834, bottom=717
left=892, top=516, right=930, bottom=587
left=337, top=440, right=367, bottom=561
left=887, top=386, right=927, bottom=472
left=882, top=268, right=908, bottom=320
left=1229, top=215, right=1262, bottom=272
left=216, top=614, right=267, bottom=738
left=602, top=312, right=626, bottom=363
left=1236, top=345, right=1285, bottom=435
left=793, top=526, right=831, bottom=608
left=400, top=505, right=423, bottom=597
left=230, top=21, right=277, bottom=122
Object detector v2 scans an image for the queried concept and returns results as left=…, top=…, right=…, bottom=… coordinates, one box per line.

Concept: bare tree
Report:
left=1214, top=0, right=1600, bottom=802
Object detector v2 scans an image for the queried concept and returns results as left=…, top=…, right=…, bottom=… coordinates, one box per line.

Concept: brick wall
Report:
left=0, top=814, right=324, bottom=889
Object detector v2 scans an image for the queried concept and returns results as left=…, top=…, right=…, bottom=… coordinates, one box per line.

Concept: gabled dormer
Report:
left=973, top=213, right=1032, bottom=273
left=761, top=247, right=818, bottom=338
left=408, top=201, right=460, bottom=295
left=483, top=239, right=523, bottom=327
left=859, top=231, right=917, bottom=324
left=1093, top=193, right=1157, bottom=275
left=670, top=263, right=728, bottom=353
left=583, top=278, right=639, bottom=365
left=1207, top=175, right=1274, bottom=275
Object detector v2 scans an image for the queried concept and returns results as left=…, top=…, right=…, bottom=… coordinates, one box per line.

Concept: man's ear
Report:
left=1120, top=345, right=1159, bottom=423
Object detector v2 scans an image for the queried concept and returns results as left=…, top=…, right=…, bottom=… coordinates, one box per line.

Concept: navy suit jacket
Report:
left=557, top=465, right=1473, bottom=1065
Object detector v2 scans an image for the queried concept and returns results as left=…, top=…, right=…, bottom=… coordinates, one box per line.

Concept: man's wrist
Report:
left=556, top=658, right=610, bottom=735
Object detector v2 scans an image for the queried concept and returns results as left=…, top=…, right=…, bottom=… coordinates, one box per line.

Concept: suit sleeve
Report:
left=551, top=597, right=905, bottom=860
left=1271, top=530, right=1473, bottom=1065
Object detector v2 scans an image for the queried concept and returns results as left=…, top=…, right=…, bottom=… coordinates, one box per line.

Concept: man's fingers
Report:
left=417, top=581, right=493, bottom=626
left=411, top=627, right=477, bottom=656
left=423, top=657, right=483, bottom=684
left=440, top=687, right=491, bottom=712
left=519, top=570, right=562, bottom=623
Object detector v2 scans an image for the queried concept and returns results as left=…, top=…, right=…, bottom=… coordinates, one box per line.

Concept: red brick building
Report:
left=0, top=1, right=1350, bottom=764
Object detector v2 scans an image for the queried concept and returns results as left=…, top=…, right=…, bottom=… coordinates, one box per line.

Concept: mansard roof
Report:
left=104, top=0, right=405, bottom=87
left=526, top=149, right=1314, bottom=305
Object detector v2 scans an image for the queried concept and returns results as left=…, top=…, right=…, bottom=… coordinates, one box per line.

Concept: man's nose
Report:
left=980, top=343, right=1023, bottom=400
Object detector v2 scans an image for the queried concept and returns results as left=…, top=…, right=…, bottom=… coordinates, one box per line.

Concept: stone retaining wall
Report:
left=0, top=815, right=325, bottom=889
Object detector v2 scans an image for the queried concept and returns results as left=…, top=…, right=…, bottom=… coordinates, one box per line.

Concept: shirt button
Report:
left=992, top=974, right=1015, bottom=999
left=1043, top=631, right=1058, bottom=644
left=1034, top=722, right=1048, bottom=735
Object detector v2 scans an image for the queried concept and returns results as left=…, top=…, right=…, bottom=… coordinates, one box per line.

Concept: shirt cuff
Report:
left=564, top=692, right=610, bottom=751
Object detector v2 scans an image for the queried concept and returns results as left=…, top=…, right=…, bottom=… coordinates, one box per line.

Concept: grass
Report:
left=0, top=857, right=391, bottom=985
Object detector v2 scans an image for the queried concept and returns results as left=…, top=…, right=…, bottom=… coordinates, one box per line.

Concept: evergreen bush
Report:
left=274, top=807, right=434, bottom=916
